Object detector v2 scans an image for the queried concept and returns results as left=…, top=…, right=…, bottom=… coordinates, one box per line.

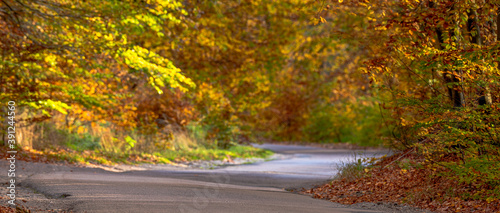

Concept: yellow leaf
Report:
left=320, top=16, right=326, bottom=23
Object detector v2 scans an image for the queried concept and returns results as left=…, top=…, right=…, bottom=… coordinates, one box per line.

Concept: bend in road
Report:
left=19, top=144, right=391, bottom=213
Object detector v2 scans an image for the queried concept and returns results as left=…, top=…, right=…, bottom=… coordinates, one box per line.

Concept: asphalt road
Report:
left=9, top=144, right=391, bottom=213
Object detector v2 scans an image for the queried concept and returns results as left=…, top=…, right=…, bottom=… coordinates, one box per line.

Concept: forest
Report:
left=1, top=0, right=499, bottom=211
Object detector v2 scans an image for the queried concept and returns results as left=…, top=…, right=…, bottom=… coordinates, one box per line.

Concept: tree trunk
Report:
left=436, top=28, right=464, bottom=107
left=430, top=1, right=464, bottom=107
left=468, top=9, right=492, bottom=105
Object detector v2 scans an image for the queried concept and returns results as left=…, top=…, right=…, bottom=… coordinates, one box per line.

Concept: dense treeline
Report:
left=1, top=0, right=384, bottom=152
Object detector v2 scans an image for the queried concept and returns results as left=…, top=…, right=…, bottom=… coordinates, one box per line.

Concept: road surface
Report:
left=7, top=144, right=391, bottom=212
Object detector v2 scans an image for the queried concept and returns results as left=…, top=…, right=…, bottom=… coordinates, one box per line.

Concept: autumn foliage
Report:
left=1, top=0, right=384, bottom=150
left=306, top=0, right=500, bottom=209
left=1, top=0, right=500, bottom=210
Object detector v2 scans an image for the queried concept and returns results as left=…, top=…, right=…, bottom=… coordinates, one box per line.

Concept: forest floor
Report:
left=301, top=149, right=500, bottom=213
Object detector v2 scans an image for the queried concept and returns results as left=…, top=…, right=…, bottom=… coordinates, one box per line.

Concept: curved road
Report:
left=17, top=144, right=390, bottom=212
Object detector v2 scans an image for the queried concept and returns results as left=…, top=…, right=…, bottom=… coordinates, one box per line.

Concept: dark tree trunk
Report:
left=468, top=9, right=492, bottom=105
left=435, top=28, right=464, bottom=107
left=429, top=0, right=464, bottom=107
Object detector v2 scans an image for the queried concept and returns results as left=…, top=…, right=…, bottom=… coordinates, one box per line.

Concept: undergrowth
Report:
left=9, top=121, right=273, bottom=165
left=32, top=144, right=273, bottom=165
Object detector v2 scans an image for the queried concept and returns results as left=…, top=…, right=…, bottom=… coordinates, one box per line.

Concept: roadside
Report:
left=10, top=143, right=492, bottom=213
left=0, top=143, right=434, bottom=213
left=0, top=160, right=78, bottom=212
left=0, top=143, right=378, bottom=213
left=302, top=149, right=500, bottom=213
left=0, top=157, right=430, bottom=213
left=0, top=144, right=277, bottom=212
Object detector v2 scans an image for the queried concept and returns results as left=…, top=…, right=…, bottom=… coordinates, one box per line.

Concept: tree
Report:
left=0, top=0, right=194, bottom=127
left=317, top=0, right=500, bottom=200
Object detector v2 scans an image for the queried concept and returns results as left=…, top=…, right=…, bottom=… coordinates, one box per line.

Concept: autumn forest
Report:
left=1, top=0, right=500, bottom=212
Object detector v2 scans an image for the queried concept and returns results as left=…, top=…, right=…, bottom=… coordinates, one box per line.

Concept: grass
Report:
left=11, top=120, right=273, bottom=166
left=332, top=152, right=384, bottom=182
left=157, top=145, right=273, bottom=161
left=28, top=144, right=273, bottom=166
